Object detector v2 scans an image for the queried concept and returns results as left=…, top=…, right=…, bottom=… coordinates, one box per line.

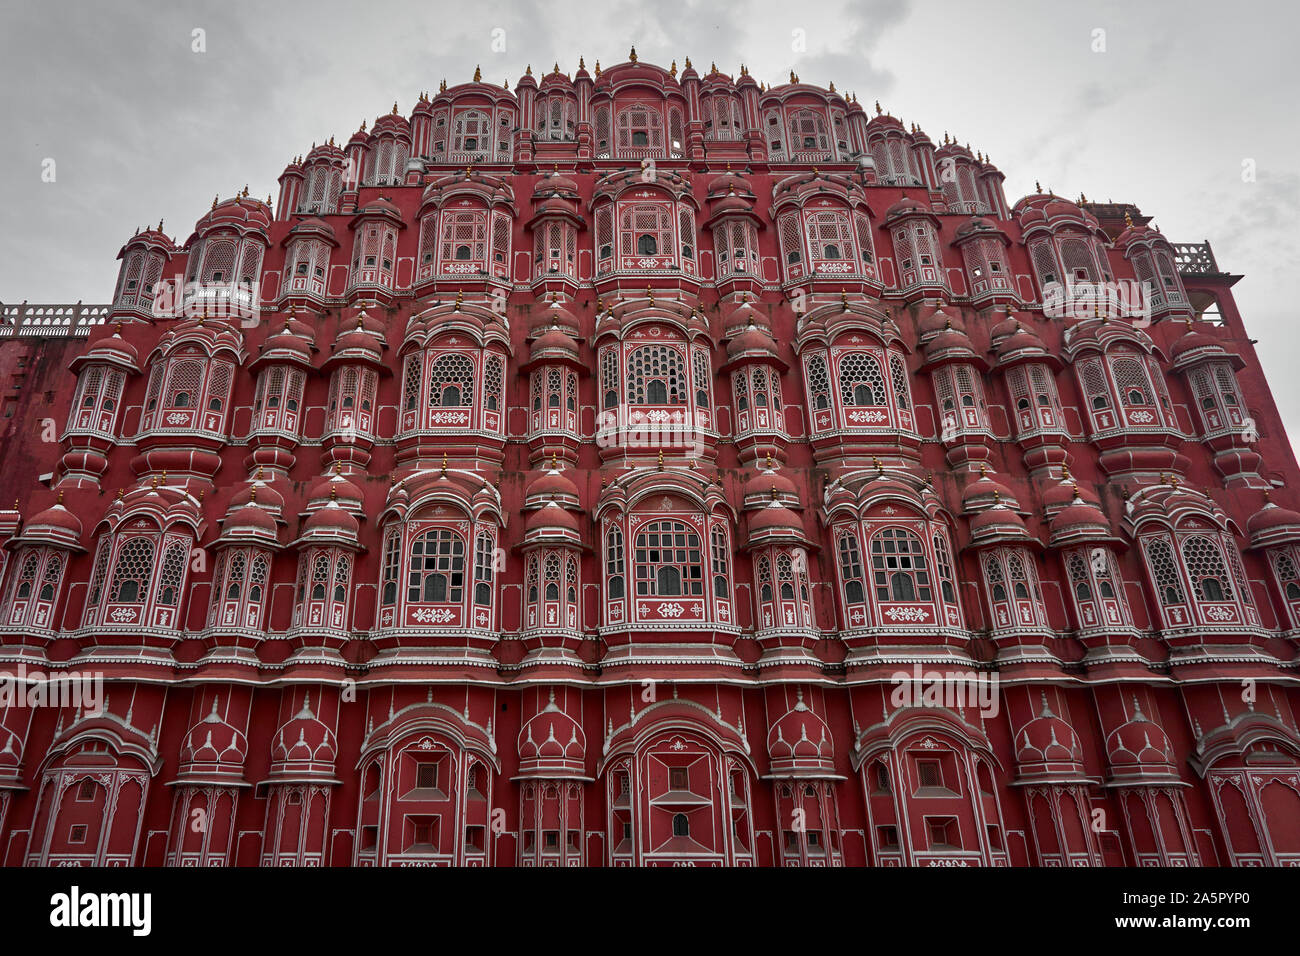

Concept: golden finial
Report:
left=670, top=59, right=677, bottom=77
left=250, top=485, right=257, bottom=503
left=579, top=56, right=585, bottom=69
left=770, top=486, right=779, bottom=502
left=1170, top=474, right=1180, bottom=488
left=441, top=453, right=448, bottom=477
left=257, top=466, right=265, bottom=480
left=455, top=289, right=463, bottom=309
left=550, top=451, right=558, bottom=471
left=117, top=488, right=124, bottom=501
left=330, top=486, right=337, bottom=502
left=553, top=61, right=560, bottom=74
left=151, top=474, right=159, bottom=489
left=979, top=462, right=988, bottom=477
left=56, top=490, right=63, bottom=505
left=875, top=99, right=882, bottom=115
left=212, top=195, right=218, bottom=210
left=473, top=65, right=482, bottom=82
left=594, top=60, right=601, bottom=78
left=629, top=46, right=638, bottom=63
left=391, top=102, right=398, bottom=114
left=711, top=61, right=717, bottom=73
left=828, top=80, right=836, bottom=92
left=684, top=56, right=692, bottom=70
left=992, top=489, right=1002, bottom=504
left=1035, top=180, right=1042, bottom=193
left=525, top=64, right=532, bottom=76
left=790, top=70, right=797, bottom=84
left=657, top=450, right=664, bottom=471
left=1264, top=488, right=1272, bottom=503
left=1124, top=211, right=1133, bottom=228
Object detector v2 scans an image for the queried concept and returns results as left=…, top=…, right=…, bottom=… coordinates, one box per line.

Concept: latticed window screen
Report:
left=692, top=349, right=711, bottom=408
left=207, top=361, right=233, bottom=414
left=1029, top=240, right=1060, bottom=288
left=601, top=348, right=619, bottom=408
left=732, top=371, right=749, bottom=411
left=606, top=525, right=625, bottom=599
left=473, top=532, right=494, bottom=606
left=893, top=227, right=915, bottom=269
left=871, top=529, right=931, bottom=602
left=452, top=110, right=489, bottom=154
left=807, top=212, right=854, bottom=262
left=439, top=211, right=488, bottom=264
left=755, top=555, right=773, bottom=601
left=483, top=354, right=503, bottom=411
left=1060, top=238, right=1098, bottom=281
left=1181, top=535, right=1233, bottom=601
left=1271, top=550, right=1300, bottom=600
left=333, top=554, right=350, bottom=602
left=110, top=537, right=155, bottom=603
left=626, top=345, right=686, bottom=405
left=615, top=105, right=665, bottom=156
left=837, top=532, right=866, bottom=604
left=854, top=214, right=875, bottom=265
left=1079, top=359, right=1112, bottom=410
left=1214, top=366, right=1241, bottom=409
left=402, top=355, right=421, bottom=412
left=933, top=533, right=957, bottom=604
left=889, top=355, right=911, bottom=411
left=839, top=352, right=886, bottom=406
left=678, top=207, right=696, bottom=262
left=1111, top=355, right=1154, bottom=407
left=1143, top=536, right=1186, bottom=606
left=165, top=360, right=203, bottom=409
left=594, top=106, right=611, bottom=156
left=427, top=354, right=475, bottom=407
left=634, top=520, right=703, bottom=597
left=202, top=239, right=236, bottom=283
left=380, top=532, right=400, bottom=606
left=710, top=526, right=730, bottom=598
left=619, top=203, right=673, bottom=259
left=779, top=213, right=803, bottom=265
left=491, top=213, right=510, bottom=263
left=156, top=540, right=187, bottom=606
left=408, top=529, right=465, bottom=603
left=86, top=538, right=111, bottom=610
left=788, top=109, right=830, bottom=153
left=806, top=353, right=831, bottom=410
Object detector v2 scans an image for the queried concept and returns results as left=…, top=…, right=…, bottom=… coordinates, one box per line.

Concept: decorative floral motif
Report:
left=884, top=606, right=930, bottom=622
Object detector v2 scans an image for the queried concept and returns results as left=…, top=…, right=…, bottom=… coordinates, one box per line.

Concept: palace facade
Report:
left=0, top=52, right=1298, bottom=867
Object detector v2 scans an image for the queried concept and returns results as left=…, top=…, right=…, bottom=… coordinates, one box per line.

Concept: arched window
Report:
left=606, top=526, right=625, bottom=600
left=870, top=529, right=931, bottom=603
left=409, top=529, right=465, bottom=604
left=839, top=353, right=885, bottom=407
left=634, top=520, right=703, bottom=598
left=626, top=345, right=686, bottom=406
left=1181, top=535, right=1232, bottom=602
left=427, top=354, right=474, bottom=408
left=110, top=538, right=154, bottom=603
left=837, top=533, right=866, bottom=605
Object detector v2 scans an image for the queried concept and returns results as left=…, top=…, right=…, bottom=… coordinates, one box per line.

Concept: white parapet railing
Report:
left=0, top=302, right=111, bottom=338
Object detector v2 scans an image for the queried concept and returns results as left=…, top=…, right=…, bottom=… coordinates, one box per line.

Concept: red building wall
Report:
left=1, top=56, right=1298, bottom=867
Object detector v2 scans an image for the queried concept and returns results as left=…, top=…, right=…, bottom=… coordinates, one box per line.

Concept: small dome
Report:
left=968, top=504, right=1030, bottom=544
left=178, top=698, right=249, bottom=778
left=961, top=468, right=1019, bottom=513
left=301, top=500, right=360, bottom=540
left=517, top=692, right=586, bottom=776
left=23, top=499, right=83, bottom=546
left=1248, top=495, right=1300, bottom=548
left=524, top=500, right=580, bottom=534
left=742, top=464, right=799, bottom=509
left=1106, top=700, right=1176, bottom=777
left=766, top=690, right=835, bottom=774
left=525, top=467, right=580, bottom=505
left=726, top=324, right=780, bottom=362
left=220, top=501, right=278, bottom=543
left=1015, top=694, right=1084, bottom=768
left=529, top=327, right=581, bottom=364
left=1049, top=497, right=1114, bottom=544
left=269, top=694, right=338, bottom=780
left=917, top=306, right=964, bottom=343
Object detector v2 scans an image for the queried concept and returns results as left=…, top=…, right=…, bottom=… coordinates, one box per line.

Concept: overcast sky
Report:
left=2, top=0, right=1297, bottom=435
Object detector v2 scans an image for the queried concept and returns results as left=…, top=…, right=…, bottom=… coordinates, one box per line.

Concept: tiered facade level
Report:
left=1, top=53, right=1299, bottom=868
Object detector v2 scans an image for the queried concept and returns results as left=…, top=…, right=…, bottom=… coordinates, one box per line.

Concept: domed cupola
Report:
left=961, top=465, right=1022, bottom=515
left=295, top=489, right=361, bottom=548
left=1048, top=485, right=1119, bottom=547
left=1105, top=697, right=1178, bottom=783
left=111, top=224, right=176, bottom=319
left=967, top=497, right=1033, bottom=547
left=216, top=489, right=280, bottom=548
left=17, top=492, right=84, bottom=551
left=517, top=689, right=586, bottom=777
left=1014, top=692, right=1086, bottom=781
left=176, top=697, right=250, bottom=785
left=1247, top=490, right=1300, bottom=549
left=766, top=689, right=836, bottom=776
left=280, top=217, right=339, bottom=306
left=741, top=455, right=800, bottom=511
left=1169, top=320, right=1260, bottom=487
left=1114, top=214, right=1193, bottom=321
left=267, top=693, right=338, bottom=782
